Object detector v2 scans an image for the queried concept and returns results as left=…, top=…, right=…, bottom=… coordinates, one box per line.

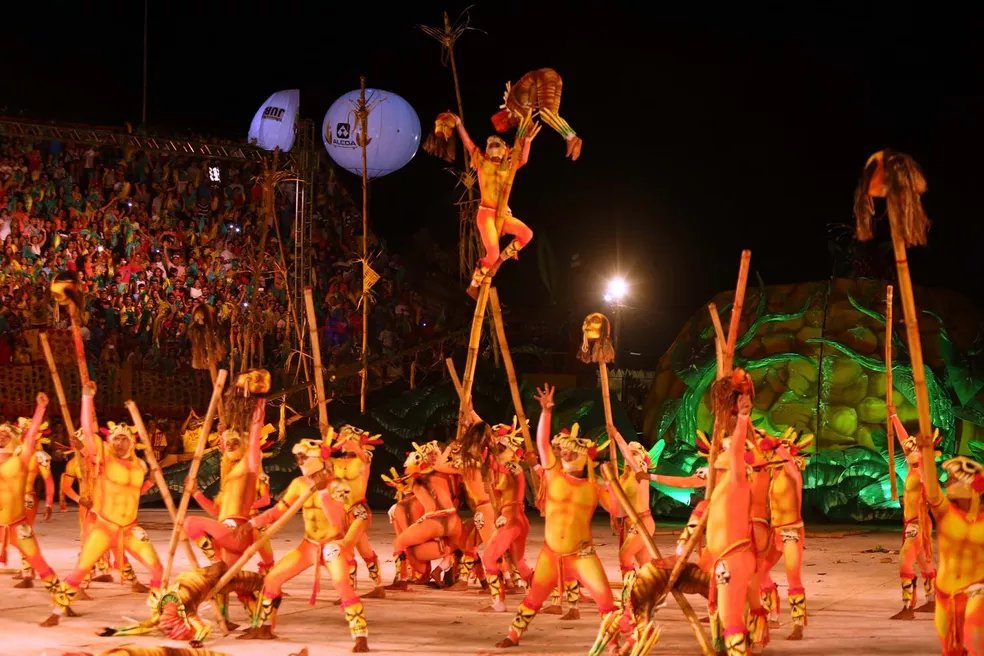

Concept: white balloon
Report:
left=248, top=89, right=300, bottom=152
left=322, top=89, right=421, bottom=179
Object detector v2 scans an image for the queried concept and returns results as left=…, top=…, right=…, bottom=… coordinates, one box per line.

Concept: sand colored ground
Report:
left=0, top=510, right=941, bottom=656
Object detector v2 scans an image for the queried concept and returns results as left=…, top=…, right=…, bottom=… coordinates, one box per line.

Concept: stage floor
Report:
left=0, top=510, right=940, bottom=655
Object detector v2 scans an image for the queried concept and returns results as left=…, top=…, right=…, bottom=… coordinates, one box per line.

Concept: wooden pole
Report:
left=303, top=287, right=329, bottom=432
left=600, top=463, right=714, bottom=656
left=39, top=333, right=86, bottom=485
left=204, top=481, right=319, bottom=602
left=445, top=357, right=463, bottom=394
left=488, top=288, right=534, bottom=458
left=160, top=370, right=227, bottom=589
left=359, top=76, right=371, bottom=415
left=457, top=281, right=491, bottom=438
left=126, top=400, right=229, bottom=636
left=67, top=304, right=90, bottom=385
left=705, top=306, right=727, bottom=497
left=885, top=285, right=898, bottom=500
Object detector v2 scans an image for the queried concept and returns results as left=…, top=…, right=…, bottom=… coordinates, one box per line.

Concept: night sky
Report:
left=4, top=2, right=983, bottom=361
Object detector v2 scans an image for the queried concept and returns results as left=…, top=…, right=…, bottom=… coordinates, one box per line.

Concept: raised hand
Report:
left=534, top=384, right=555, bottom=410
left=737, top=393, right=752, bottom=415
left=82, top=381, right=97, bottom=397
left=37, top=392, right=49, bottom=407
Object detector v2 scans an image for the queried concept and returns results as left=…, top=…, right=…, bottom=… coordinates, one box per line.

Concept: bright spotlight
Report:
left=606, top=276, right=628, bottom=303
left=603, top=293, right=613, bottom=303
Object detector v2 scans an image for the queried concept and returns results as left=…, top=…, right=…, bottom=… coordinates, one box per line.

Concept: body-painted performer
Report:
left=442, top=110, right=539, bottom=294
left=185, top=370, right=269, bottom=624
left=433, top=410, right=497, bottom=591
left=382, top=466, right=427, bottom=584
left=758, top=430, right=812, bottom=640
left=496, top=385, right=616, bottom=648
left=330, top=425, right=385, bottom=598
left=44, top=383, right=162, bottom=627
left=241, top=439, right=370, bottom=652
left=481, top=420, right=533, bottom=612
left=888, top=409, right=938, bottom=619
left=59, top=448, right=115, bottom=588
left=99, top=562, right=264, bottom=647
left=608, top=431, right=658, bottom=584
left=914, top=431, right=984, bottom=655
left=252, top=465, right=275, bottom=576
left=387, top=441, right=463, bottom=590
left=14, top=422, right=55, bottom=586
left=0, top=395, right=62, bottom=608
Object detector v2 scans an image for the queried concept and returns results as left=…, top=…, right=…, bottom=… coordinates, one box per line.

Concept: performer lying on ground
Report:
left=44, top=382, right=162, bottom=627
left=0, top=394, right=62, bottom=614
left=496, top=384, right=616, bottom=649
left=330, top=425, right=385, bottom=598
left=239, top=438, right=370, bottom=651
left=14, top=421, right=55, bottom=586
left=889, top=409, right=938, bottom=619
left=185, top=370, right=269, bottom=626
left=446, top=110, right=539, bottom=294
left=480, top=419, right=533, bottom=612
left=915, top=430, right=984, bottom=656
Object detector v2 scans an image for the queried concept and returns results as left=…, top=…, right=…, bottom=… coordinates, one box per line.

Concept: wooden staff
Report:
left=303, top=287, right=329, bottom=431
left=358, top=76, right=371, bottom=415
left=885, top=284, right=898, bottom=500
left=126, top=400, right=229, bottom=636
left=600, top=463, right=713, bottom=656
left=161, top=370, right=227, bottom=589
left=38, top=333, right=79, bottom=454
left=599, top=356, right=617, bottom=467
left=457, top=282, right=492, bottom=438
left=705, top=305, right=728, bottom=497
left=488, top=288, right=534, bottom=459
left=204, top=481, right=319, bottom=602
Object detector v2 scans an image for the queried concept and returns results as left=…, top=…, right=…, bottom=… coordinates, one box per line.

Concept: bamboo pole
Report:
left=705, top=305, right=727, bottom=496
left=890, top=239, right=932, bottom=437
left=39, top=333, right=86, bottom=485
left=204, top=481, right=319, bottom=602
left=456, top=281, right=491, bottom=438
left=600, top=463, right=713, bottom=656
left=446, top=357, right=462, bottom=393
left=885, top=284, right=898, bottom=500
left=358, top=76, right=371, bottom=415
left=303, top=287, right=329, bottom=431
left=488, top=288, right=534, bottom=458
left=126, top=400, right=229, bottom=636
left=161, top=370, right=227, bottom=589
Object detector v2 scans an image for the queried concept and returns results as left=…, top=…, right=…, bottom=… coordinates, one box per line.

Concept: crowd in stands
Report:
left=0, top=133, right=460, bottom=386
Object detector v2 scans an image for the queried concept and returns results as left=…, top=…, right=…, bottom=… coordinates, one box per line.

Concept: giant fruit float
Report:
left=643, top=277, right=984, bottom=521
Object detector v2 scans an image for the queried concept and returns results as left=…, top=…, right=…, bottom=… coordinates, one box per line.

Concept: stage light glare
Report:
left=607, top=276, right=628, bottom=302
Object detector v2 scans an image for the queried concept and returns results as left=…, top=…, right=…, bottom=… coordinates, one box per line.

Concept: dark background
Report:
left=4, top=1, right=983, bottom=364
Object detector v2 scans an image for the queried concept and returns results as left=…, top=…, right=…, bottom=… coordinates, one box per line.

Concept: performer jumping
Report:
left=915, top=430, right=984, bottom=656
left=14, top=420, right=55, bottom=587
left=239, top=439, right=370, bottom=651
left=44, top=383, right=163, bottom=627
left=888, top=409, right=938, bottom=619
left=480, top=420, right=533, bottom=612
left=443, top=110, right=540, bottom=293
left=496, top=384, right=616, bottom=649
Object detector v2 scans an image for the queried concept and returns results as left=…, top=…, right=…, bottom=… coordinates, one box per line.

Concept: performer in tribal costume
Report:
left=329, top=425, right=385, bottom=598
left=240, top=439, right=370, bottom=651
left=12, top=417, right=55, bottom=587
left=888, top=408, right=939, bottom=619
left=43, top=382, right=162, bottom=627
left=59, top=444, right=116, bottom=590
left=496, top=384, right=616, bottom=648
left=0, top=395, right=62, bottom=621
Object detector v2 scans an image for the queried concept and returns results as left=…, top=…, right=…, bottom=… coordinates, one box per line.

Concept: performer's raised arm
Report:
left=80, top=382, right=100, bottom=458
left=21, top=393, right=49, bottom=466
left=535, top=385, right=556, bottom=470
left=729, top=395, right=752, bottom=488
left=453, top=114, right=481, bottom=160
left=916, top=430, right=946, bottom=512
left=610, top=427, right=641, bottom=474
left=247, top=397, right=265, bottom=474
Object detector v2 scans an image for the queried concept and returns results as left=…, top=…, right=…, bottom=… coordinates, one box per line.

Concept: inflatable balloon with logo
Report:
left=322, top=89, right=421, bottom=178
left=249, top=89, right=300, bottom=152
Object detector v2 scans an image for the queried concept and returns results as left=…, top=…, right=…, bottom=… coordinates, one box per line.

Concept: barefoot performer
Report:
left=0, top=395, right=62, bottom=608
left=481, top=419, right=533, bottom=613
left=330, top=425, right=385, bottom=597
left=44, top=383, right=162, bottom=627
left=889, top=409, right=939, bottom=619
left=496, top=384, right=616, bottom=649
left=14, top=421, right=55, bottom=586
left=436, top=109, right=540, bottom=293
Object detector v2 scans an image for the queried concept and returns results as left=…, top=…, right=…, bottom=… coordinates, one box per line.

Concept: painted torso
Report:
left=332, top=456, right=369, bottom=510
left=0, top=453, right=28, bottom=523
left=94, top=444, right=145, bottom=526
left=543, top=466, right=599, bottom=554
left=218, top=456, right=257, bottom=522
left=933, top=500, right=984, bottom=595
left=707, top=471, right=752, bottom=556
left=768, top=463, right=803, bottom=527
